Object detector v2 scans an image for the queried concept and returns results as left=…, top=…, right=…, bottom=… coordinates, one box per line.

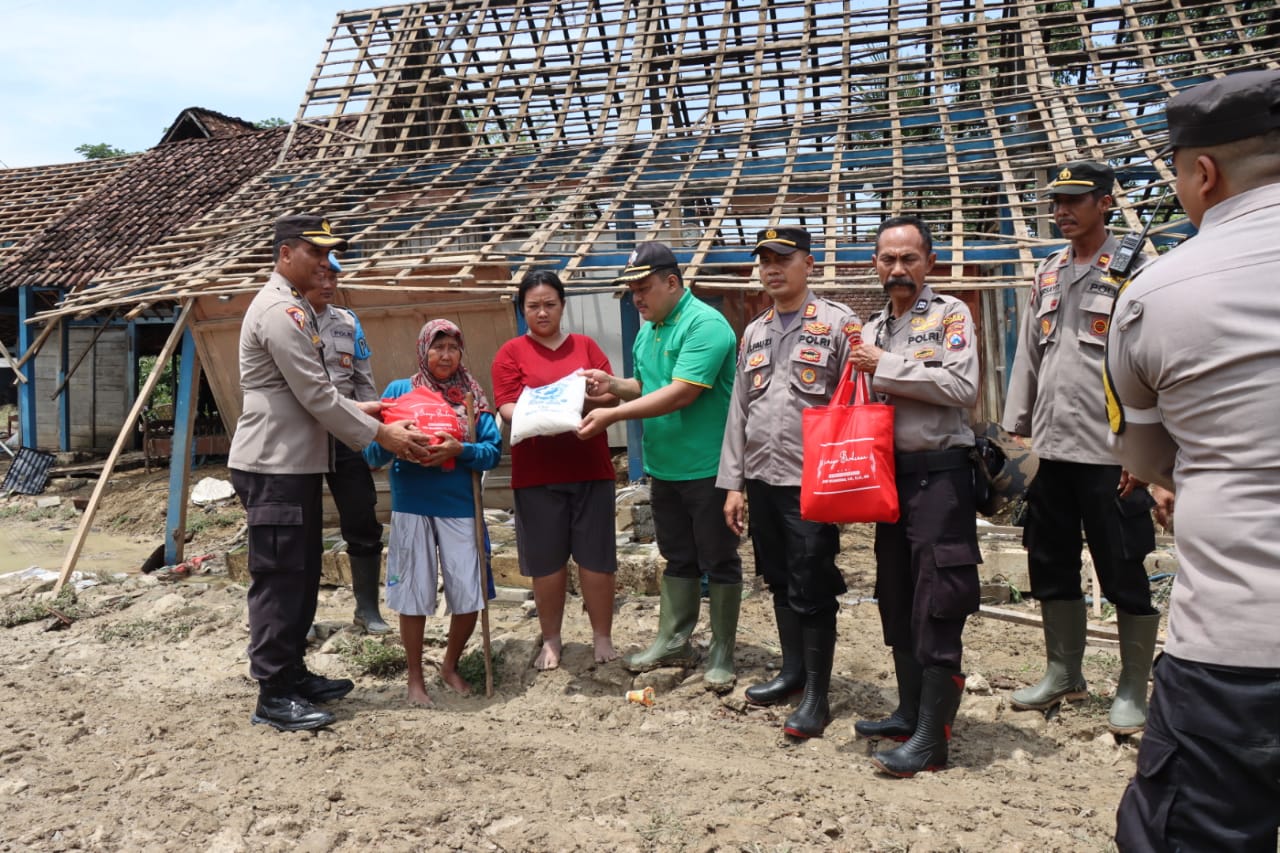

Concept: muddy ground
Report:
left=0, top=462, right=1158, bottom=852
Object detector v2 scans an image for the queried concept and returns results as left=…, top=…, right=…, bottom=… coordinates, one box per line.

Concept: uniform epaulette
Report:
left=1037, top=247, right=1067, bottom=274
left=747, top=304, right=774, bottom=324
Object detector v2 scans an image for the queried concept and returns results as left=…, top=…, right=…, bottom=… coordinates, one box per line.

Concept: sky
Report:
left=0, top=0, right=353, bottom=169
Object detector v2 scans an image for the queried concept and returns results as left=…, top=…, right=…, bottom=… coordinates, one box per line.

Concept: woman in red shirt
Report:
left=491, top=270, right=620, bottom=670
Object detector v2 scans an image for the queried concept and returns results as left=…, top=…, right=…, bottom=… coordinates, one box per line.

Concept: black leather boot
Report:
left=746, top=606, right=805, bottom=706
left=783, top=612, right=836, bottom=739
left=251, top=680, right=335, bottom=732
left=855, top=646, right=923, bottom=741
left=871, top=666, right=965, bottom=777
left=292, top=664, right=354, bottom=704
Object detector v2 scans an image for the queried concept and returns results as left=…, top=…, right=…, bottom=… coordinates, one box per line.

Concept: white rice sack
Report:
left=509, top=371, right=588, bottom=445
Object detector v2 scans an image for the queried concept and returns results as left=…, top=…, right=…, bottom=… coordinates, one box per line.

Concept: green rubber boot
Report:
left=1108, top=611, right=1161, bottom=734
left=1012, top=598, right=1089, bottom=710
left=624, top=576, right=701, bottom=672
left=702, top=583, right=742, bottom=692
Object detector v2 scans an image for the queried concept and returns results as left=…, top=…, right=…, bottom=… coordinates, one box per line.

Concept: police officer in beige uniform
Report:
left=1002, top=161, right=1160, bottom=735
left=849, top=215, right=980, bottom=778
left=718, top=226, right=859, bottom=740
left=308, top=252, right=390, bottom=634
left=1107, top=69, right=1280, bottom=852
left=230, top=214, right=431, bottom=731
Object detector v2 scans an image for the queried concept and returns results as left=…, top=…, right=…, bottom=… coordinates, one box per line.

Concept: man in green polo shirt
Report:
left=578, top=241, right=742, bottom=690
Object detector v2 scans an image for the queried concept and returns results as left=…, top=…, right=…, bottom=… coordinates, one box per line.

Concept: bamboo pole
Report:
left=464, top=392, right=494, bottom=698
left=53, top=301, right=194, bottom=595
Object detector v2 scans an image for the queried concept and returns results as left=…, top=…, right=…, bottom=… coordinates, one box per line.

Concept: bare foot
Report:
left=593, top=634, right=618, bottom=663
left=407, top=683, right=434, bottom=708
left=534, top=637, right=562, bottom=671
left=440, top=667, right=473, bottom=696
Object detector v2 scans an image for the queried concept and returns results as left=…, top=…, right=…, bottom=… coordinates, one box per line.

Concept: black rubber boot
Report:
left=350, top=553, right=391, bottom=634
left=746, top=606, right=805, bottom=706
left=783, top=612, right=836, bottom=739
left=251, top=680, right=335, bottom=732
left=855, top=646, right=923, bottom=741
left=871, top=666, right=965, bottom=777
left=292, top=664, right=354, bottom=704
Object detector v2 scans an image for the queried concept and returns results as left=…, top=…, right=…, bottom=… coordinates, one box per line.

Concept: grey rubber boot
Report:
left=1108, top=611, right=1161, bottom=734
left=624, top=575, right=701, bottom=672
left=703, top=583, right=742, bottom=692
left=1011, top=598, right=1089, bottom=710
left=350, top=553, right=391, bottom=634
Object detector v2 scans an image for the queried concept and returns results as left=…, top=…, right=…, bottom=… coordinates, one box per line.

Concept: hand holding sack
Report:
left=509, top=371, right=588, bottom=445
left=380, top=385, right=464, bottom=469
left=801, top=362, right=899, bottom=523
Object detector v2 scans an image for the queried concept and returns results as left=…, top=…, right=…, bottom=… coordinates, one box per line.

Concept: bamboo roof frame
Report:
left=34, top=0, right=1280, bottom=322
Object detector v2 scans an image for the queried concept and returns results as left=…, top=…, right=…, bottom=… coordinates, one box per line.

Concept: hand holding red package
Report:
left=379, top=385, right=465, bottom=470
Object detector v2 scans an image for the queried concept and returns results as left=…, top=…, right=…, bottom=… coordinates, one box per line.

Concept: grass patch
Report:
left=97, top=619, right=194, bottom=643
left=0, top=587, right=83, bottom=628
left=457, top=645, right=503, bottom=692
left=337, top=636, right=407, bottom=678
left=185, top=510, right=242, bottom=536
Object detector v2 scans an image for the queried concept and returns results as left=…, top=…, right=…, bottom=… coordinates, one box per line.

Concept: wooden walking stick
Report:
left=464, top=393, right=495, bottom=697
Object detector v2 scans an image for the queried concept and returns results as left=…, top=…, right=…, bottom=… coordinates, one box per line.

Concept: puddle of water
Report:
left=0, top=525, right=157, bottom=576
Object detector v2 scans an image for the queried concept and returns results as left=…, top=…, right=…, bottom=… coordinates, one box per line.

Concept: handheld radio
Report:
left=1106, top=190, right=1170, bottom=280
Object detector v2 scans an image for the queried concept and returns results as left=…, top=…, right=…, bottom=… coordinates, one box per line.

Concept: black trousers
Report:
left=1116, top=653, right=1280, bottom=852
left=1024, top=459, right=1157, bottom=615
left=325, top=441, right=383, bottom=558
left=874, top=452, right=980, bottom=669
left=745, top=480, right=844, bottom=616
left=230, top=469, right=323, bottom=685
left=650, top=476, right=742, bottom=585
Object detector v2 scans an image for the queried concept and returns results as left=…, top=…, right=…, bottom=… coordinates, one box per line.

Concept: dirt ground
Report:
left=0, top=462, right=1156, bottom=852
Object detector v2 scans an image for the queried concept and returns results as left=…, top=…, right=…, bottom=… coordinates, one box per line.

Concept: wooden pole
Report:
left=464, top=392, right=494, bottom=697
left=53, top=301, right=194, bottom=595
left=12, top=317, right=61, bottom=369
left=0, top=339, right=29, bottom=384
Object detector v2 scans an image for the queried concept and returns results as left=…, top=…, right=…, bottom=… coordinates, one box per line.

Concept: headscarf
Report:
left=412, top=319, right=491, bottom=432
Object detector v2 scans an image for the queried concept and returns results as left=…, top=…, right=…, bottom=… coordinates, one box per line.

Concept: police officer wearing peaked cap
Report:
left=718, top=225, right=860, bottom=739
left=1002, top=158, right=1161, bottom=737
left=229, top=213, right=433, bottom=732
left=1107, top=68, right=1280, bottom=851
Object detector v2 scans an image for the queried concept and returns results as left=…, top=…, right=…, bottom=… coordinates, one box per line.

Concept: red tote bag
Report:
left=800, top=362, right=899, bottom=523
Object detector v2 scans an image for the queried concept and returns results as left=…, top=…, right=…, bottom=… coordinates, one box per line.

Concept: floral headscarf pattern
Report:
left=412, top=319, right=491, bottom=432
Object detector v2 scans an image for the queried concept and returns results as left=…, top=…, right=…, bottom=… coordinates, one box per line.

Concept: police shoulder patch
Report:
left=284, top=306, right=307, bottom=331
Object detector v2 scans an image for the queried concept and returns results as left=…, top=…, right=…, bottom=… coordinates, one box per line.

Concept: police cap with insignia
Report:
left=751, top=226, right=812, bottom=256
left=274, top=214, right=350, bottom=251
left=617, top=241, right=680, bottom=284
left=1158, top=68, right=1280, bottom=157
left=1043, top=160, right=1115, bottom=197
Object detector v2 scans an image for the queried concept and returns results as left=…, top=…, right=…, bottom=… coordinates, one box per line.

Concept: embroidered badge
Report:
left=1097, top=253, right=1111, bottom=268
left=946, top=332, right=967, bottom=351
left=913, top=298, right=929, bottom=313
left=804, top=321, right=831, bottom=335
left=764, top=308, right=775, bottom=322
left=747, top=352, right=765, bottom=368
left=284, top=306, right=307, bottom=331
left=1092, top=317, right=1109, bottom=336
left=1040, top=318, right=1052, bottom=336
left=942, top=312, right=965, bottom=326
left=842, top=321, right=862, bottom=339
left=752, top=373, right=764, bottom=389
left=911, top=313, right=940, bottom=331
left=800, top=367, right=817, bottom=385
left=914, top=347, right=936, bottom=360
left=1041, top=271, right=1058, bottom=288
left=798, top=347, right=822, bottom=364
left=803, top=304, right=818, bottom=318
left=339, top=353, right=353, bottom=368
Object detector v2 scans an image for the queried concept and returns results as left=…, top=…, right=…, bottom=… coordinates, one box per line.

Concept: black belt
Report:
left=895, top=447, right=973, bottom=474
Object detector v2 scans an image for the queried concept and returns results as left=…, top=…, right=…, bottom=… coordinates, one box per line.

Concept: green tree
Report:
left=75, top=142, right=132, bottom=160
left=254, top=117, right=288, bottom=129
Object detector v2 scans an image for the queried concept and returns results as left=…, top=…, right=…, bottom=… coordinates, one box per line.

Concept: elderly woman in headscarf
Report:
left=364, top=319, right=502, bottom=707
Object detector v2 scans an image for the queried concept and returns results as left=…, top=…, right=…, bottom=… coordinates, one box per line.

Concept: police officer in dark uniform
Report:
left=308, top=252, right=390, bottom=634
left=850, top=215, right=981, bottom=777
left=229, top=214, right=431, bottom=731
